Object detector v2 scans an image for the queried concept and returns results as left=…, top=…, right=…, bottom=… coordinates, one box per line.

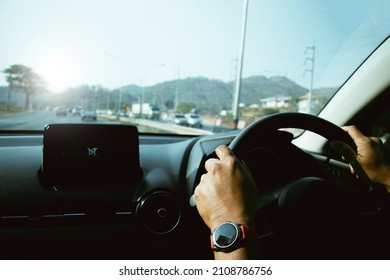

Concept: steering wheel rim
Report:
left=229, top=112, right=356, bottom=158
left=228, top=112, right=359, bottom=215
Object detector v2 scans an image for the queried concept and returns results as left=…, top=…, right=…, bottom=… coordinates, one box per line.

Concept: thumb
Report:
left=330, top=140, right=373, bottom=186
left=214, top=145, right=235, bottom=160
left=330, top=140, right=358, bottom=165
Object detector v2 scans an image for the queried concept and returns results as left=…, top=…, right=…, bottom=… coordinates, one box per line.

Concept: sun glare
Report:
left=40, top=54, right=77, bottom=93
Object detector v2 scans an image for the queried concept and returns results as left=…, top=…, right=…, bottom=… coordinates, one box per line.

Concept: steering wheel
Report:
left=228, top=112, right=366, bottom=258
left=230, top=112, right=356, bottom=156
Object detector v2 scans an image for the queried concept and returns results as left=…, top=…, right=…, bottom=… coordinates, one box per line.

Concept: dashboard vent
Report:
left=136, top=191, right=181, bottom=235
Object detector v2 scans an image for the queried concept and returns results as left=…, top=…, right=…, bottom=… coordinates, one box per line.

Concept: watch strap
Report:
left=240, top=224, right=258, bottom=245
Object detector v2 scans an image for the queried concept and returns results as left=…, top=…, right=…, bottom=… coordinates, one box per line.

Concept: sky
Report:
left=0, top=0, right=388, bottom=93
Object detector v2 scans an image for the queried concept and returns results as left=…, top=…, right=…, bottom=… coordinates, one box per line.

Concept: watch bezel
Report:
left=212, top=222, right=242, bottom=251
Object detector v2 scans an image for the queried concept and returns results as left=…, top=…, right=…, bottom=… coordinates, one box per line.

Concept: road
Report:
left=0, top=110, right=114, bottom=131
left=0, top=110, right=218, bottom=135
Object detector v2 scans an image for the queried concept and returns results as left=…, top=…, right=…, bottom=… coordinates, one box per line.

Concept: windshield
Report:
left=0, top=0, right=389, bottom=134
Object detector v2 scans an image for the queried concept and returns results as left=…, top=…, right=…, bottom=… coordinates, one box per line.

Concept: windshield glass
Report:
left=0, top=0, right=389, bottom=134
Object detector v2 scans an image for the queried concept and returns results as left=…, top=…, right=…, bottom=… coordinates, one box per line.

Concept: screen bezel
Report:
left=40, top=124, right=142, bottom=190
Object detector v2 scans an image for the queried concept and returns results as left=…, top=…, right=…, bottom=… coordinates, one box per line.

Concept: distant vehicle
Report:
left=55, top=106, right=67, bottom=116
left=72, top=106, right=82, bottom=116
left=118, top=110, right=129, bottom=117
left=82, top=94, right=98, bottom=121
left=185, top=114, right=203, bottom=128
left=81, top=109, right=97, bottom=121
left=131, top=103, right=160, bottom=119
left=168, top=113, right=188, bottom=126
left=148, top=105, right=161, bottom=119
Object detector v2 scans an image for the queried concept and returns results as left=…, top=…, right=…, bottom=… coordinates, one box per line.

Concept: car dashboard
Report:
left=0, top=124, right=389, bottom=260
left=0, top=129, right=204, bottom=259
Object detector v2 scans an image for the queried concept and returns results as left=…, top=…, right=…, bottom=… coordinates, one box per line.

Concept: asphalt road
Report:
left=0, top=110, right=114, bottom=131
left=0, top=110, right=220, bottom=134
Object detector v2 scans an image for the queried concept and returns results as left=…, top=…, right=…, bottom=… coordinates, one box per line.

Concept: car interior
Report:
left=0, top=1, right=389, bottom=260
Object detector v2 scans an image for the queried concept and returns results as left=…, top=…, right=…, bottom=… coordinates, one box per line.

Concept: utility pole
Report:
left=174, top=67, right=180, bottom=111
left=232, top=0, right=249, bottom=129
left=230, top=59, right=238, bottom=107
left=304, top=43, right=315, bottom=114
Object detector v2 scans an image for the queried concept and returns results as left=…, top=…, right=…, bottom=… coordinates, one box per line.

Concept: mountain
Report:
left=126, top=75, right=309, bottom=112
left=233, top=75, right=308, bottom=104
left=0, top=76, right=337, bottom=113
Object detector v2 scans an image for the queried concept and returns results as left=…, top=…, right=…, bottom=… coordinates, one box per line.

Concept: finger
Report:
left=189, top=194, right=196, bottom=206
left=349, top=164, right=355, bottom=175
left=215, top=145, right=235, bottom=160
left=330, top=140, right=358, bottom=164
left=370, top=137, right=383, bottom=144
left=342, top=125, right=369, bottom=145
left=192, top=175, right=207, bottom=207
left=204, top=158, right=220, bottom=172
left=330, top=140, right=372, bottom=185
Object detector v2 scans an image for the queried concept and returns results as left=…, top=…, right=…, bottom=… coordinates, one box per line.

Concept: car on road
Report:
left=167, top=113, right=188, bottom=126
left=81, top=109, right=97, bottom=121
left=185, top=113, right=203, bottom=128
left=118, top=110, right=129, bottom=117
left=55, top=106, right=67, bottom=116
left=0, top=0, right=389, bottom=262
left=71, top=106, right=82, bottom=116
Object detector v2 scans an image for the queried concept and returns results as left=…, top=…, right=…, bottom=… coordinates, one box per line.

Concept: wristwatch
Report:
left=210, top=221, right=258, bottom=252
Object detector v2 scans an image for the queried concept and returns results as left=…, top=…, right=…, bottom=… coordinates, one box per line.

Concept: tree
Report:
left=3, top=64, right=23, bottom=110
left=176, top=102, right=197, bottom=113
left=3, top=64, right=46, bottom=110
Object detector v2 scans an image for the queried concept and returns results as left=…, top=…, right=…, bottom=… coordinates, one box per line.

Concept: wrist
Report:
left=210, top=221, right=259, bottom=259
left=213, top=245, right=258, bottom=260
left=209, top=215, right=254, bottom=233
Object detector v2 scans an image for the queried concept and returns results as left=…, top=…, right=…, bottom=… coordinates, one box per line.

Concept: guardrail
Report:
left=100, top=114, right=213, bottom=135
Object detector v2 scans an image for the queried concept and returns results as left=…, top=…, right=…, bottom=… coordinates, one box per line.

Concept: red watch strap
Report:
left=240, top=224, right=259, bottom=244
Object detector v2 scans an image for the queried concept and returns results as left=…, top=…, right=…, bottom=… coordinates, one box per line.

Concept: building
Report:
left=260, top=96, right=291, bottom=109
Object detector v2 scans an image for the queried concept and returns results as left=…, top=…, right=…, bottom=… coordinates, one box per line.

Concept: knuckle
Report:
left=371, top=137, right=382, bottom=144
left=225, top=156, right=238, bottom=169
left=194, top=185, right=200, bottom=196
left=199, top=173, right=208, bottom=183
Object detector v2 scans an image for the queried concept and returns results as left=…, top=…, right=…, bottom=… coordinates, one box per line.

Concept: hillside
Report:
left=124, top=75, right=312, bottom=112
left=0, top=76, right=337, bottom=113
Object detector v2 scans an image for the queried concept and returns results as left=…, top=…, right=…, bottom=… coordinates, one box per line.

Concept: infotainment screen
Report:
left=40, top=124, right=142, bottom=190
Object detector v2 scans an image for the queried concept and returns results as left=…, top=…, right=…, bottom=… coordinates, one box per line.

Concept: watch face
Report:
left=213, top=222, right=239, bottom=249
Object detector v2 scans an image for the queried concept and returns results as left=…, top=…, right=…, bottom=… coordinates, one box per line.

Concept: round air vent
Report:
left=136, top=191, right=181, bottom=235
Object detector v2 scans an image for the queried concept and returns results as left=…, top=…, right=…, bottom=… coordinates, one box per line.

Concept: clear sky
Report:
left=0, top=0, right=388, bottom=92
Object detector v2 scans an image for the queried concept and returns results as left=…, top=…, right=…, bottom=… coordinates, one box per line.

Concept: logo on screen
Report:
left=87, top=147, right=98, bottom=157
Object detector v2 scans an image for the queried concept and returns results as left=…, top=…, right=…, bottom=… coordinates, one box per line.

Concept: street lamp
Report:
left=140, top=63, right=166, bottom=118
left=232, top=0, right=249, bottom=129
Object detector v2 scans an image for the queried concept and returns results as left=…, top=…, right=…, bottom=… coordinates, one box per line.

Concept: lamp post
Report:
left=140, top=63, right=166, bottom=118
left=232, top=0, right=249, bottom=129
